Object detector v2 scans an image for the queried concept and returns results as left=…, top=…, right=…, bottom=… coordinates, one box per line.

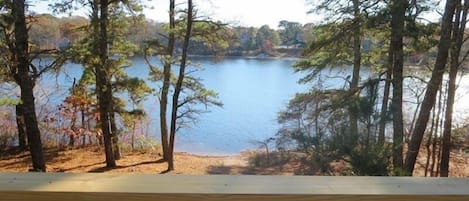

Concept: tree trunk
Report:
left=87, top=114, right=93, bottom=145
left=440, top=0, right=468, bottom=177
left=436, top=137, right=443, bottom=176
left=404, top=0, right=457, bottom=175
left=81, top=109, right=86, bottom=147
left=168, top=0, right=194, bottom=171
left=15, top=104, right=27, bottom=149
left=431, top=85, right=443, bottom=176
left=408, top=95, right=422, bottom=143
left=160, top=0, right=176, bottom=161
left=430, top=129, right=438, bottom=176
left=12, top=0, right=46, bottom=172
left=349, top=0, right=361, bottom=145
left=424, top=104, right=437, bottom=176
left=132, top=120, right=136, bottom=150
left=378, top=70, right=391, bottom=144
left=111, top=112, right=121, bottom=160
left=69, top=105, right=78, bottom=147
left=20, top=80, right=46, bottom=172
left=390, top=0, right=407, bottom=171
left=94, top=0, right=115, bottom=167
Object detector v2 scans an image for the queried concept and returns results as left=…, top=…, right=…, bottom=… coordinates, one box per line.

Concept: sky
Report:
left=144, top=0, right=320, bottom=28
left=31, top=0, right=321, bottom=28
left=31, top=0, right=442, bottom=28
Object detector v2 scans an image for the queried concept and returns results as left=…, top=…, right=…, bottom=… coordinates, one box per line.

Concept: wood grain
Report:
left=1, top=173, right=468, bottom=201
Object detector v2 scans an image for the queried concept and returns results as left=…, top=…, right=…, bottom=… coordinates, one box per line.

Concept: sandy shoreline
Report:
left=0, top=147, right=250, bottom=174
left=1, top=147, right=468, bottom=176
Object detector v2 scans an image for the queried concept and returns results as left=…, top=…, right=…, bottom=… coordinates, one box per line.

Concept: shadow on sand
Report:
left=206, top=151, right=321, bottom=175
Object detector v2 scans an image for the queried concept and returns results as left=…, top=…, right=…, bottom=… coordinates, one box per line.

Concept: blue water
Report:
left=37, top=57, right=307, bottom=155
left=36, top=57, right=380, bottom=155
left=132, top=57, right=308, bottom=155
left=45, top=56, right=469, bottom=156
left=37, top=56, right=379, bottom=155
left=23, top=56, right=469, bottom=155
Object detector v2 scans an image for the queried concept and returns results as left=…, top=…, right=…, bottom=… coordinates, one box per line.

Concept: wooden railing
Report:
left=1, top=173, right=468, bottom=201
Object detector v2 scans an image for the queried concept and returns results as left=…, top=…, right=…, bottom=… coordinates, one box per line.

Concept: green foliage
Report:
left=134, top=135, right=160, bottom=153
left=191, top=20, right=232, bottom=52
left=0, top=5, right=15, bottom=83
left=294, top=22, right=355, bottom=83
left=120, top=135, right=161, bottom=154
left=356, top=79, right=380, bottom=121
left=7, top=4, right=308, bottom=57
left=281, top=0, right=443, bottom=176
left=248, top=152, right=270, bottom=167
left=57, top=0, right=152, bottom=141
left=294, top=22, right=396, bottom=83
left=238, top=27, right=257, bottom=51
left=145, top=5, right=225, bottom=130
left=392, top=167, right=412, bottom=176
left=404, top=22, right=439, bottom=61
left=255, top=25, right=280, bottom=52
left=0, top=97, right=21, bottom=106
left=276, top=75, right=391, bottom=175
left=308, top=0, right=385, bottom=23
left=278, top=20, right=303, bottom=46
left=114, top=76, right=153, bottom=104
left=348, top=145, right=391, bottom=176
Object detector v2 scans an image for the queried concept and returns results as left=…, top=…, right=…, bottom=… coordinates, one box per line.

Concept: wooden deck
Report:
left=1, top=173, right=468, bottom=201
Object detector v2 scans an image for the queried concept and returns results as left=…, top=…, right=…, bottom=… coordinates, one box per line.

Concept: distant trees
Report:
left=29, top=14, right=61, bottom=49
left=237, top=27, right=257, bottom=51
left=11, top=10, right=311, bottom=57
left=278, top=20, right=302, bottom=47
left=255, top=25, right=280, bottom=53
left=228, top=23, right=306, bottom=56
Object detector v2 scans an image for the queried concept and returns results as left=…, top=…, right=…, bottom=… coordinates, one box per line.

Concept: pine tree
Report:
left=146, top=0, right=228, bottom=171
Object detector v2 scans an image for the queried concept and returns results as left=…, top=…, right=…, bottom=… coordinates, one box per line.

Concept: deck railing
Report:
left=1, top=173, right=468, bottom=201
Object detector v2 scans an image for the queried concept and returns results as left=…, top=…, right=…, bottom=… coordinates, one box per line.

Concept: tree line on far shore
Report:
left=26, top=13, right=312, bottom=57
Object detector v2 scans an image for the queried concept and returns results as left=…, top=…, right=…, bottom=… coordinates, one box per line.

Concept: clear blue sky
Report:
left=31, top=0, right=442, bottom=28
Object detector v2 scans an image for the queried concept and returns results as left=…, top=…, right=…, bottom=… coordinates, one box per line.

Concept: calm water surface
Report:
left=137, top=57, right=308, bottom=155
left=39, top=56, right=469, bottom=155
left=41, top=57, right=308, bottom=155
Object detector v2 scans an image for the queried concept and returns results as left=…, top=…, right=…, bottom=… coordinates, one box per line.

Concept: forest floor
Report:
left=0, top=146, right=468, bottom=176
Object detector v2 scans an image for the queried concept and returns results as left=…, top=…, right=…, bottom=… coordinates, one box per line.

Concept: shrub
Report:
left=0, top=132, right=16, bottom=148
left=120, top=135, right=161, bottom=154
left=348, top=145, right=391, bottom=176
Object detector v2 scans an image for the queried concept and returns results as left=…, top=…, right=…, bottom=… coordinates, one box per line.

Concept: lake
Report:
left=139, top=57, right=308, bottom=155
left=37, top=56, right=469, bottom=155
left=39, top=56, right=309, bottom=155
